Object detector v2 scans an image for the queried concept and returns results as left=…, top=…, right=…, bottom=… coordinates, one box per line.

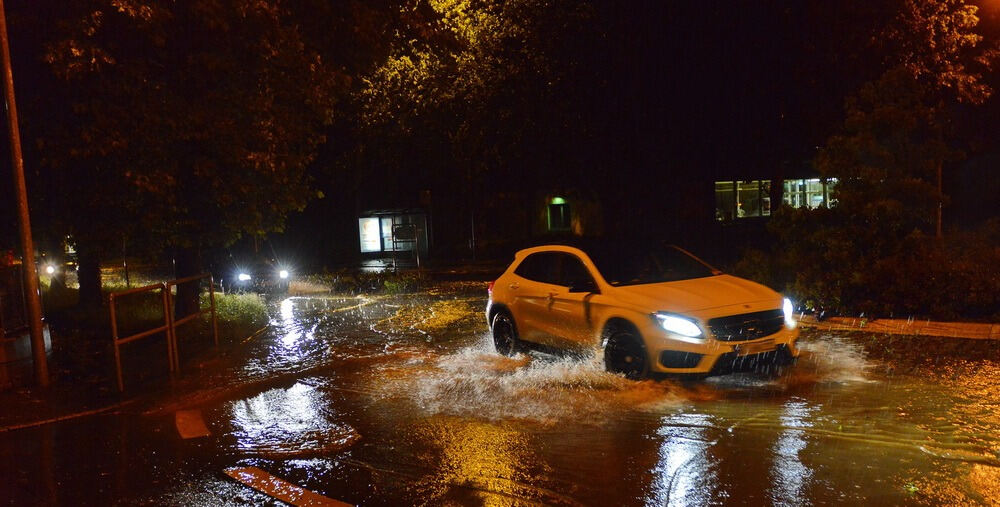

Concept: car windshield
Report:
left=585, top=243, right=719, bottom=286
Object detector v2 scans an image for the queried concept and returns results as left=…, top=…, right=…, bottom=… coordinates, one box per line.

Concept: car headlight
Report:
left=238, top=273, right=251, bottom=281
left=654, top=313, right=703, bottom=338
left=783, top=297, right=795, bottom=326
left=279, top=269, right=289, bottom=279
left=45, top=265, right=56, bottom=275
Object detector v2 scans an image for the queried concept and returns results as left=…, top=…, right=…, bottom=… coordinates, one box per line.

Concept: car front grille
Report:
left=707, top=309, right=785, bottom=342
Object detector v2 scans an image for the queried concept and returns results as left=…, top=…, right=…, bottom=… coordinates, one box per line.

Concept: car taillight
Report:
left=487, top=281, right=495, bottom=294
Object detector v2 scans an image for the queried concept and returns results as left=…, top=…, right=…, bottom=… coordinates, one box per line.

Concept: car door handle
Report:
left=508, top=283, right=519, bottom=290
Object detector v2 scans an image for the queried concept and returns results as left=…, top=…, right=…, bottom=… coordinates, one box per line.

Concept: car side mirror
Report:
left=568, top=280, right=599, bottom=294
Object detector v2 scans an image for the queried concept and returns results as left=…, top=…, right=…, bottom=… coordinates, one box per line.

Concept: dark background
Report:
left=2, top=1, right=998, bottom=269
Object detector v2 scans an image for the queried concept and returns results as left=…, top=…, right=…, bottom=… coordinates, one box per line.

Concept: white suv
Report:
left=486, top=243, right=799, bottom=379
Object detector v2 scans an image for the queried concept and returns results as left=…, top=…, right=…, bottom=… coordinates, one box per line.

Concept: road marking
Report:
left=224, top=466, right=352, bottom=506
left=174, top=410, right=210, bottom=439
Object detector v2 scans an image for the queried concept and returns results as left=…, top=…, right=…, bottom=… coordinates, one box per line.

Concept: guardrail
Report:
left=109, top=273, right=218, bottom=391
left=109, top=283, right=172, bottom=392
left=165, top=273, right=218, bottom=371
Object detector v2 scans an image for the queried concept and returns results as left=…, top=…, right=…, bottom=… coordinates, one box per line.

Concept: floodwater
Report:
left=2, top=284, right=999, bottom=505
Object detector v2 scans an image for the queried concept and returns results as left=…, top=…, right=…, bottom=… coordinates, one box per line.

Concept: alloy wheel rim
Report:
left=609, top=338, right=644, bottom=378
left=494, top=318, right=513, bottom=353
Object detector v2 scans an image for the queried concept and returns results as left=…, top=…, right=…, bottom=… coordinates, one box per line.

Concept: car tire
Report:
left=492, top=312, right=519, bottom=356
left=604, top=328, right=649, bottom=380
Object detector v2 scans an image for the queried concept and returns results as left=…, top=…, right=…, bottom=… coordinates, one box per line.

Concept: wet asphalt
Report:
left=1, top=282, right=998, bottom=506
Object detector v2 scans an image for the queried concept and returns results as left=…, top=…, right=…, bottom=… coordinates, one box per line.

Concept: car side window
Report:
left=558, top=253, right=596, bottom=289
left=514, top=252, right=560, bottom=285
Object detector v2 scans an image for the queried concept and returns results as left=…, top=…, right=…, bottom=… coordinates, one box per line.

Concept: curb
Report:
left=798, top=316, right=1000, bottom=340
left=0, top=399, right=135, bottom=433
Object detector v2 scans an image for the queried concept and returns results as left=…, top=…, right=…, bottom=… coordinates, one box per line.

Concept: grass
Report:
left=208, top=292, right=269, bottom=341
left=40, top=278, right=267, bottom=344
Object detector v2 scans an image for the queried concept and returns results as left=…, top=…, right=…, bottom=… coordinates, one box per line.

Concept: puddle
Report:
left=223, top=379, right=359, bottom=458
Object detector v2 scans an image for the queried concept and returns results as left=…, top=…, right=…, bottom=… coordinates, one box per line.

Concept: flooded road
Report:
left=3, top=283, right=999, bottom=505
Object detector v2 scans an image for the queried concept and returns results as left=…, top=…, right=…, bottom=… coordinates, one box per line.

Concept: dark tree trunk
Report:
left=173, top=246, right=202, bottom=318
left=76, top=243, right=102, bottom=310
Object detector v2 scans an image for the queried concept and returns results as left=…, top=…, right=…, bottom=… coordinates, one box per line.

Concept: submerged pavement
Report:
left=2, top=281, right=999, bottom=505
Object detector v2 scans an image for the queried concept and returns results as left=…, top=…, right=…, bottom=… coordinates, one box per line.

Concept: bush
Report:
left=207, top=292, right=268, bottom=340
left=743, top=207, right=1000, bottom=321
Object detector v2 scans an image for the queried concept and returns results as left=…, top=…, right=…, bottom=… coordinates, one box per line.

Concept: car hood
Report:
left=610, top=274, right=780, bottom=314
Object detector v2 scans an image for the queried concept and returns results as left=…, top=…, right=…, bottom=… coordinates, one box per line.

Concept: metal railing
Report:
left=165, top=273, right=218, bottom=371
left=109, top=283, right=172, bottom=392
left=109, top=273, right=218, bottom=391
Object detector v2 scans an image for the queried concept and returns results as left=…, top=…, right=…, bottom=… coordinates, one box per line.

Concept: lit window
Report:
left=714, top=182, right=735, bottom=221
left=715, top=180, right=770, bottom=220
left=359, top=218, right=381, bottom=252
left=782, top=178, right=837, bottom=209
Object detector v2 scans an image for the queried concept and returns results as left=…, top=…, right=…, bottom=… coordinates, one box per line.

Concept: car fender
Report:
left=592, top=307, right=653, bottom=347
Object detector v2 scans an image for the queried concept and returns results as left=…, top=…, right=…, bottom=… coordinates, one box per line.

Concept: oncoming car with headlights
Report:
left=217, top=258, right=292, bottom=294
left=485, top=242, right=799, bottom=379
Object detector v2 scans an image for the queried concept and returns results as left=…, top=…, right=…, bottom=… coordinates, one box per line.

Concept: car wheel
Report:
left=604, top=329, right=649, bottom=380
left=492, top=312, right=519, bottom=356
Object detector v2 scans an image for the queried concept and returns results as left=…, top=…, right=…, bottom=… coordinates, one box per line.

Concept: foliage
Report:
left=12, top=0, right=341, bottom=308
left=35, top=0, right=338, bottom=250
left=884, top=0, right=998, bottom=105
left=354, top=0, right=606, bottom=215
left=817, top=68, right=949, bottom=236
left=208, top=291, right=268, bottom=340
left=739, top=0, right=1000, bottom=319
left=737, top=211, right=1000, bottom=320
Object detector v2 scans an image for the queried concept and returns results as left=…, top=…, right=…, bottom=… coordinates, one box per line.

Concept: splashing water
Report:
left=372, top=335, right=701, bottom=424
left=369, top=331, right=882, bottom=425
left=791, top=334, right=875, bottom=384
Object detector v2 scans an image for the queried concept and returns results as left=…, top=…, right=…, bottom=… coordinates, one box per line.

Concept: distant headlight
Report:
left=279, top=270, right=289, bottom=279
left=238, top=273, right=251, bottom=281
left=783, top=298, right=795, bottom=326
left=654, top=313, right=703, bottom=338
left=45, top=265, right=56, bottom=275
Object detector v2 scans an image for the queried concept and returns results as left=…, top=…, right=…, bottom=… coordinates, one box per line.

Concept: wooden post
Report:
left=0, top=0, right=48, bottom=386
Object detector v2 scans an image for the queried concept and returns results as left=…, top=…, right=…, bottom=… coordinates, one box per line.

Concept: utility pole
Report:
left=0, top=0, right=49, bottom=386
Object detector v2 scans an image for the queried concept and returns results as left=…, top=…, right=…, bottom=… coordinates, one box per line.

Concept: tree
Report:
left=753, top=0, right=999, bottom=317
left=881, top=0, right=999, bottom=236
left=24, top=0, right=339, bottom=308
left=355, top=0, right=606, bottom=247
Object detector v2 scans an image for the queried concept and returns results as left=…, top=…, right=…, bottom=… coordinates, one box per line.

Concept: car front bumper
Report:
left=644, top=324, right=800, bottom=376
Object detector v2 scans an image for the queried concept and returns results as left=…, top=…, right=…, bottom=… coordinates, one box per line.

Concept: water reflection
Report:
left=648, top=413, right=719, bottom=506
left=275, top=297, right=313, bottom=349
left=415, top=420, right=561, bottom=505
left=769, top=399, right=815, bottom=506
left=228, top=380, right=359, bottom=456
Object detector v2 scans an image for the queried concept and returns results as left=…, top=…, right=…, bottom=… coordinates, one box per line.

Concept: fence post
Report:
left=209, top=275, right=218, bottom=347
left=110, top=293, right=123, bottom=393
left=161, top=283, right=176, bottom=373
left=165, top=282, right=178, bottom=372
